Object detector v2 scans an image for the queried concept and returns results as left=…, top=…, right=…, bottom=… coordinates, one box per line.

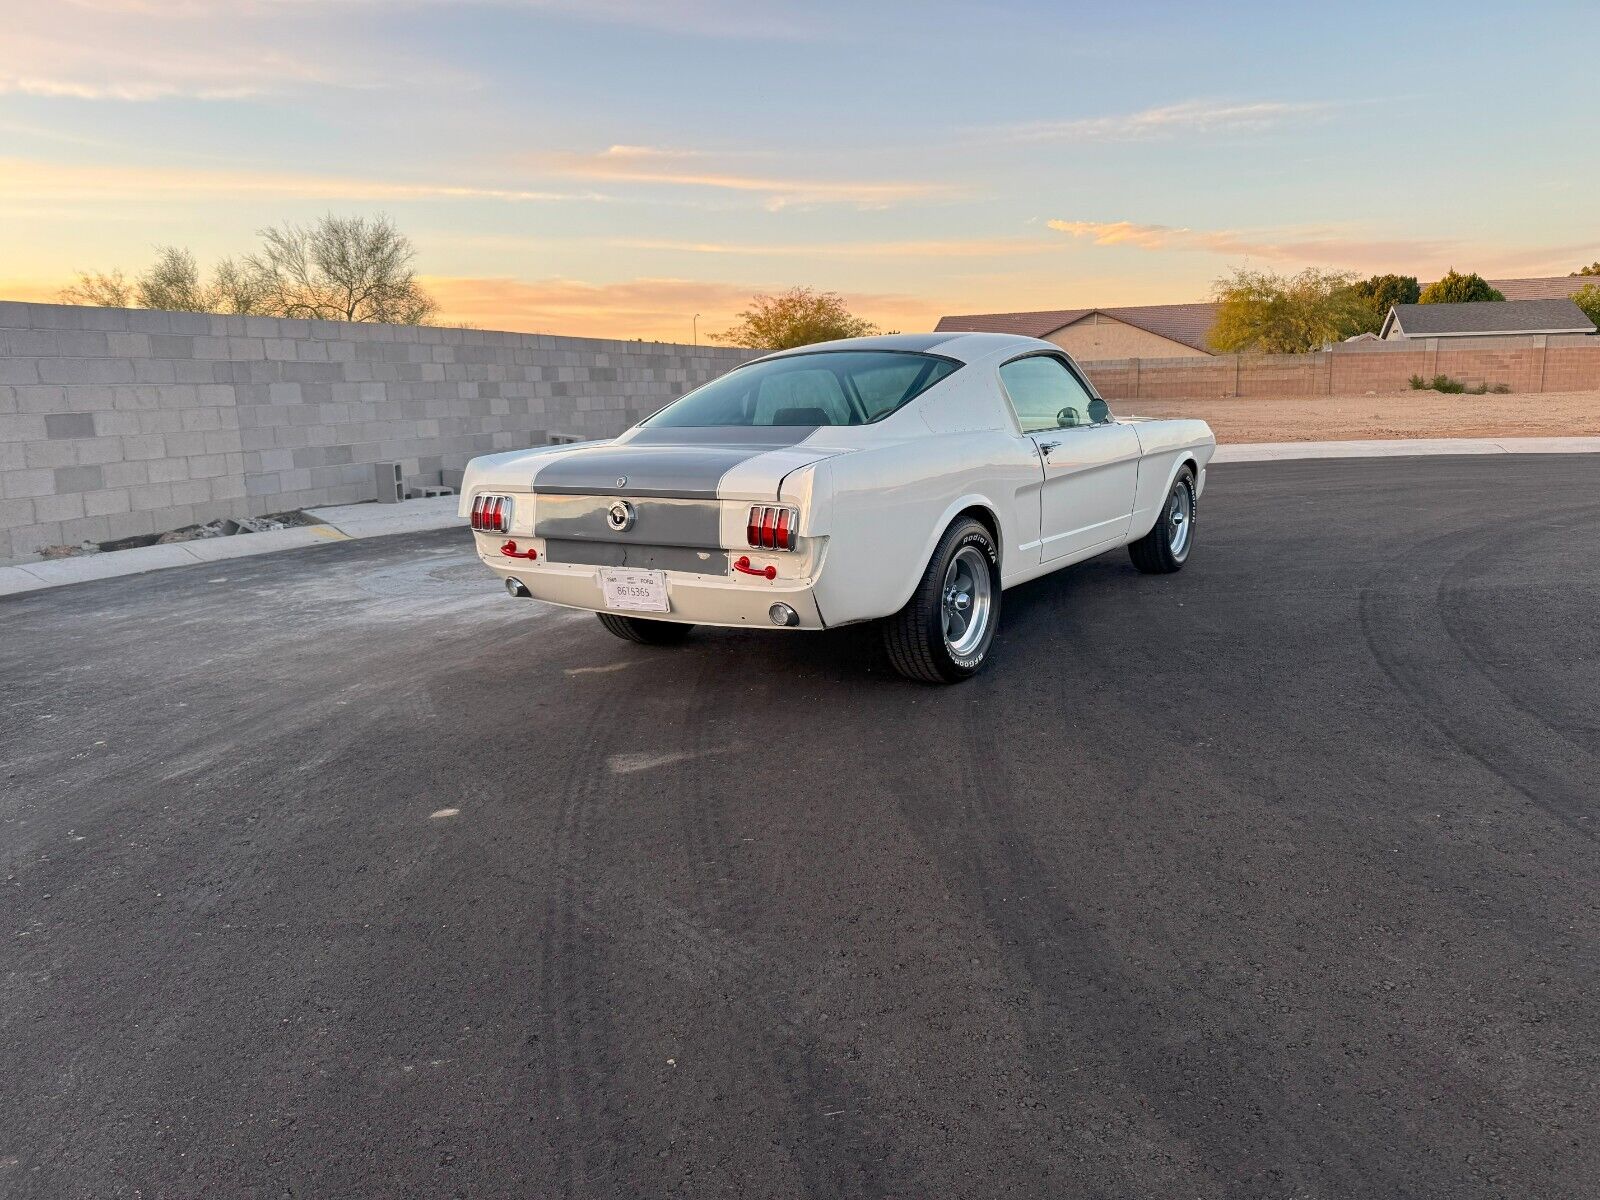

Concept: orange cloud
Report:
left=422, top=275, right=948, bottom=341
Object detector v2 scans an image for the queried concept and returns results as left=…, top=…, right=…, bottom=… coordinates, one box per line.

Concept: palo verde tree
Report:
left=710, top=286, right=879, bottom=350
left=1208, top=267, right=1372, bottom=353
left=1418, top=269, right=1505, bottom=304
left=1573, top=283, right=1600, bottom=328
left=60, top=213, right=437, bottom=324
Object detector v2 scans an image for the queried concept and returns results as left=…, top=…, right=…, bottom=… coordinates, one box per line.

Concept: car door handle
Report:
left=1038, top=440, right=1062, bottom=454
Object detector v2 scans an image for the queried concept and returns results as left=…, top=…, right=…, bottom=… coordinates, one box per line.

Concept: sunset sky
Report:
left=2, top=0, right=1596, bottom=342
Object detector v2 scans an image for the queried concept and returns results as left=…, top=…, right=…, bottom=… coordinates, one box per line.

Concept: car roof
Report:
left=755, top=331, right=1054, bottom=366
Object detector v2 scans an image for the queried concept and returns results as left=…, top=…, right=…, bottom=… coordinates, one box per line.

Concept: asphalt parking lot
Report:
left=3, top=455, right=1598, bottom=1198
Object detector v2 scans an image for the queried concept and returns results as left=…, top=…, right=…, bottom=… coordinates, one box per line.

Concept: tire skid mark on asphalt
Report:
left=1357, top=502, right=1600, bottom=842
left=527, top=695, right=634, bottom=1196
left=1435, top=515, right=1600, bottom=765
left=668, top=649, right=905, bottom=1195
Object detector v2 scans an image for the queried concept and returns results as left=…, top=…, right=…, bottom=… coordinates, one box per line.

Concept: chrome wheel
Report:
left=941, top=545, right=992, bottom=657
left=1167, top=477, right=1194, bottom=560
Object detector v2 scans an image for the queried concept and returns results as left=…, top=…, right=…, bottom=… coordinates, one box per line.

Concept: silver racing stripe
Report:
left=529, top=425, right=821, bottom=499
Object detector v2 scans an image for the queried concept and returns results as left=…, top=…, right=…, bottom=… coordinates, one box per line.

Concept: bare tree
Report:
left=245, top=214, right=437, bottom=324
left=56, top=213, right=436, bottom=324
left=60, top=268, right=133, bottom=308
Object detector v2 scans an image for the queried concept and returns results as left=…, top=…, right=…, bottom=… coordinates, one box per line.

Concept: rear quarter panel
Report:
left=1127, top=418, right=1216, bottom=539
left=797, top=432, right=1042, bottom=626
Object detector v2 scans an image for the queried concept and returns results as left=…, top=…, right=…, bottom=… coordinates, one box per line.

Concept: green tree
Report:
left=1573, top=283, right=1600, bottom=328
left=1572, top=262, right=1600, bottom=276
left=1418, top=269, right=1505, bottom=304
left=1349, top=273, right=1420, bottom=332
left=1209, top=267, right=1371, bottom=353
left=710, top=286, right=878, bottom=350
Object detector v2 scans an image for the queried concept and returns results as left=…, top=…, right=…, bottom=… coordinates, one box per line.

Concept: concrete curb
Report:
left=0, top=498, right=460, bottom=596
left=4, top=439, right=1599, bottom=596
left=1212, top=436, right=1600, bottom=463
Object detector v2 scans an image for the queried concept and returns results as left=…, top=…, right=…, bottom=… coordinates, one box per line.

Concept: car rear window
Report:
left=645, top=350, right=960, bottom=428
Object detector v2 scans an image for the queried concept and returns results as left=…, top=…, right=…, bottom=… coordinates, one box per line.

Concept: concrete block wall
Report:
left=0, top=301, right=756, bottom=562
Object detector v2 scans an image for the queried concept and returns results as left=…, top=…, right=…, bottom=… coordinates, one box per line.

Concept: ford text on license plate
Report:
left=599, top=568, right=670, bottom=613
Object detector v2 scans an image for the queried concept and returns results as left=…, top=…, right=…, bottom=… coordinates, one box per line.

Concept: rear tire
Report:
left=1129, top=465, right=1197, bottom=575
left=881, top=518, right=1000, bottom=684
left=596, top=613, right=694, bottom=645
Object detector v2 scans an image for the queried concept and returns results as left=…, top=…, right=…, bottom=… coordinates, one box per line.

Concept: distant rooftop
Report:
left=936, top=275, right=1596, bottom=353
left=934, top=301, right=1218, bottom=352
left=1385, top=298, right=1595, bottom=338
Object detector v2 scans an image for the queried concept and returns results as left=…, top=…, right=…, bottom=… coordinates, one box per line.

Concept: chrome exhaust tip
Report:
left=768, top=602, right=799, bottom=627
left=505, top=577, right=531, bottom=599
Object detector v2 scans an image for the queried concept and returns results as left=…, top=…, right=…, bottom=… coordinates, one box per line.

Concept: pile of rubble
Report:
left=38, top=512, right=311, bottom=560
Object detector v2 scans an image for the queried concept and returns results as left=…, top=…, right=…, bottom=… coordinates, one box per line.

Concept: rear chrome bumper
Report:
left=478, top=545, right=827, bottom=629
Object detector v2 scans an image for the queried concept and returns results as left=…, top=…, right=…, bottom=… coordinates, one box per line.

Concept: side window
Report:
left=998, top=355, right=1105, bottom=434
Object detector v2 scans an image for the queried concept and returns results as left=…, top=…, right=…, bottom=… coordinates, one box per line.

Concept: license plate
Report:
left=599, top=567, right=670, bottom=613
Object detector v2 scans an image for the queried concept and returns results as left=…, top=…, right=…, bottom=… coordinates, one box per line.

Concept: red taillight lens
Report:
left=473, top=495, right=514, bottom=533
left=746, top=506, right=798, bottom=552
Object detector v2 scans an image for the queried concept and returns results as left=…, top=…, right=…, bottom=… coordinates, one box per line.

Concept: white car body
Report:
left=459, top=332, right=1214, bottom=634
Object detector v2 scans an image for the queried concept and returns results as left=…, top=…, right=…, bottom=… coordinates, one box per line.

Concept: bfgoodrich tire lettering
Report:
left=1128, top=465, right=1197, bottom=575
left=882, top=518, right=1001, bottom=684
left=596, top=613, right=694, bottom=644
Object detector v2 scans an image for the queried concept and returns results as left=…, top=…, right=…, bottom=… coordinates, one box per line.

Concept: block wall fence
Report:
left=1080, top=333, right=1600, bottom=403
left=0, top=301, right=756, bottom=562
left=2, top=300, right=1597, bottom=562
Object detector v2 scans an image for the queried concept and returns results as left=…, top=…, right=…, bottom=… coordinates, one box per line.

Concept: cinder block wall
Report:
left=0, top=301, right=756, bottom=562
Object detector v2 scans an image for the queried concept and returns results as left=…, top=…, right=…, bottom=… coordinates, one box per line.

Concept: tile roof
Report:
left=1483, top=276, right=1595, bottom=301
left=1388, top=298, right=1595, bottom=337
left=935, top=301, right=1220, bottom=352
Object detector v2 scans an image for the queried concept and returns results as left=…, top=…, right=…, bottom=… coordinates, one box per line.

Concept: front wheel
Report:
left=1128, top=465, right=1197, bottom=574
left=881, top=518, right=1001, bottom=684
left=596, top=613, right=694, bottom=645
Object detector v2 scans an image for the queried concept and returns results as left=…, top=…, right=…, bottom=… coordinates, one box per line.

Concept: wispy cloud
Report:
left=610, top=236, right=1064, bottom=259
left=548, top=145, right=957, bottom=210
left=1005, top=99, right=1335, bottom=143
left=1047, top=219, right=1458, bottom=267
left=2, top=1, right=470, bottom=102
left=0, top=159, right=602, bottom=204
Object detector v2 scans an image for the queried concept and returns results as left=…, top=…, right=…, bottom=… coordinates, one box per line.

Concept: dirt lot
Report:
left=1128, top=388, right=1600, bottom=443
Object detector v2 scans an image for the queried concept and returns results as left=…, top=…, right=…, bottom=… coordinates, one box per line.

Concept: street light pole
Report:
left=692, top=314, right=700, bottom=347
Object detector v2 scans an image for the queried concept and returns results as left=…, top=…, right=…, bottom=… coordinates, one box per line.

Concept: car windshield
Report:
left=645, top=350, right=960, bottom=428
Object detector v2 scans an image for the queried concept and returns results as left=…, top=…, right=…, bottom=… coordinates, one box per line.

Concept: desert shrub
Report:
left=1430, top=374, right=1466, bottom=394
left=1408, top=374, right=1427, bottom=389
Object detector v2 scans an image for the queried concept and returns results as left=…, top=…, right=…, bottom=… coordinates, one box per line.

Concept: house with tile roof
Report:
left=936, top=275, right=1596, bottom=360
left=1380, top=298, right=1595, bottom=340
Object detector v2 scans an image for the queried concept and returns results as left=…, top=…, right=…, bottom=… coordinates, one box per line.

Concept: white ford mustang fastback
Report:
left=460, top=332, right=1214, bottom=683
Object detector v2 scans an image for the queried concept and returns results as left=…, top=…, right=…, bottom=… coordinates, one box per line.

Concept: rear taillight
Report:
left=747, top=505, right=798, bottom=551
left=471, top=493, right=514, bottom=533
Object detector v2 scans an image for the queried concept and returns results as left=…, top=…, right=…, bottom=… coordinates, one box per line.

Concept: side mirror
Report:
left=1088, top=398, right=1110, bottom=424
